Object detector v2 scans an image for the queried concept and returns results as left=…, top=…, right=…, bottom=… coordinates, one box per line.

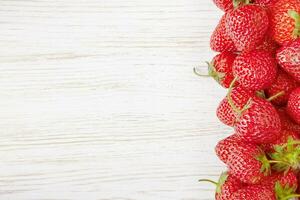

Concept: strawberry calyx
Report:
left=256, top=90, right=266, bottom=98
left=233, top=0, right=252, bottom=8
left=270, top=138, right=300, bottom=172
left=256, top=153, right=272, bottom=176
left=288, top=10, right=300, bottom=38
left=206, top=61, right=226, bottom=85
left=199, top=172, right=229, bottom=195
left=275, top=181, right=300, bottom=200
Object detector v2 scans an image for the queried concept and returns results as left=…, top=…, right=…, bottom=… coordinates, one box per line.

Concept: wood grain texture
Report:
left=0, top=1, right=231, bottom=199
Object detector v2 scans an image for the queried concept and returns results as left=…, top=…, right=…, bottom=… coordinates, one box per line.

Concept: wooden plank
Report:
left=0, top=0, right=228, bottom=199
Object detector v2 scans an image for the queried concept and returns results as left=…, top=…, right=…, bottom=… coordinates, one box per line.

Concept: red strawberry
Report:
left=287, top=87, right=300, bottom=124
left=277, top=38, right=300, bottom=82
left=225, top=4, right=269, bottom=52
left=210, top=13, right=237, bottom=52
left=213, top=0, right=234, bottom=12
left=261, top=170, right=298, bottom=190
left=216, top=86, right=254, bottom=126
left=233, top=50, right=278, bottom=90
left=278, top=107, right=300, bottom=134
left=207, top=52, right=236, bottom=88
left=266, top=69, right=299, bottom=106
left=234, top=96, right=281, bottom=144
left=231, top=171, right=299, bottom=199
left=230, top=185, right=276, bottom=199
left=226, top=139, right=270, bottom=184
left=261, top=130, right=300, bottom=152
left=269, top=0, right=300, bottom=44
left=215, top=172, right=244, bottom=200
left=215, top=134, right=242, bottom=164
left=200, top=172, right=244, bottom=200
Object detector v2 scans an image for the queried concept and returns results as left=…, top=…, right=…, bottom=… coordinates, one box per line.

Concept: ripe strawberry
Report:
left=266, top=69, right=299, bottom=106
left=233, top=50, right=277, bottom=90
left=261, top=170, right=298, bottom=190
left=210, top=14, right=237, bottom=52
left=287, top=87, right=300, bottom=124
left=278, top=107, right=300, bottom=134
left=226, top=139, right=270, bottom=184
left=215, top=134, right=242, bottom=164
left=200, top=172, right=244, bottom=200
left=261, top=130, right=300, bottom=152
left=277, top=38, right=300, bottom=82
left=269, top=0, right=300, bottom=44
left=234, top=96, right=281, bottom=144
left=213, top=0, right=234, bottom=12
left=225, top=4, right=269, bottom=52
left=230, top=185, right=275, bottom=199
left=207, top=52, right=236, bottom=88
left=216, top=86, right=254, bottom=126
left=231, top=171, right=299, bottom=199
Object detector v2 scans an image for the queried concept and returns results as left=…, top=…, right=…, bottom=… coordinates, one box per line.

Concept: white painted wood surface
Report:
left=0, top=1, right=231, bottom=199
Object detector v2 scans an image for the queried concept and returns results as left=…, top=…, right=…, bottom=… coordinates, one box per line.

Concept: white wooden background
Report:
left=0, top=1, right=231, bottom=199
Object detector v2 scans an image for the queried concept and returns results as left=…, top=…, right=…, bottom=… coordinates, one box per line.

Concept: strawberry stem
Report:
left=267, top=91, right=285, bottom=102
left=227, top=77, right=252, bottom=115
left=198, top=179, right=218, bottom=186
left=193, top=67, right=210, bottom=77
left=268, top=160, right=291, bottom=166
left=288, top=10, right=300, bottom=38
left=227, top=77, right=242, bottom=114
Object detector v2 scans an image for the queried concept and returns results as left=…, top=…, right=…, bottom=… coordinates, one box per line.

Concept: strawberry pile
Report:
left=196, top=0, right=300, bottom=199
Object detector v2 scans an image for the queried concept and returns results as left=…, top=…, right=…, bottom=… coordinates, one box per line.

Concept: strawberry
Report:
left=233, top=50, right=277, bottom=91
left=216, top=86, right=254, bottom=126
left=277, top=38, right=300, bottom=82
left=200, top=172, right=244, bottom=200
left=210, top=13, right=237, bottom=52
left=207, top=52, right=236, bottom=88
left=226, top=138, right=270, bottom=184
left=231, top=171, right=299, bottom=199
left=266, top=69, right=299, bottom=106
left=269, top=0, right=300, bottom=44
left=230, top=185, right=276, bottom=199
left=261, top=130, right=300, bottom=152
left=261, top=170, right=298, bottom=190
left=234, top=96, right=282, bottom=144
left=287, top=87, right=300, bottom=124
left=215, top=134, right=242, bottom=164
left=278, top=107, right=300, bottom=134
left=213, top=0, right=234, bottom=12
left=225, top=4, right=269, bottom=52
